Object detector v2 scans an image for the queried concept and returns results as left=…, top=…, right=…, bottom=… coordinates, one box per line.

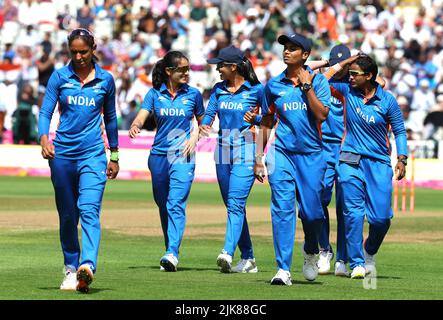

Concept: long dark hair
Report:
left=236, top=58, right=260, bottom=85
left=355, top=55, right=378, bottom=85
left=67, top=28, right=98, bottom=61
left=152, top=51, right=188, bottom=89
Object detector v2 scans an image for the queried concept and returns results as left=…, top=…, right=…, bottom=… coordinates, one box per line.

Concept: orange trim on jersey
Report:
left=386, top=124, right=392, bottom=154
left=268, top=102, right=276, bottom=115
left=100, top=108, right=107, bottom=149
left=329, top=86, right=347, bottom=145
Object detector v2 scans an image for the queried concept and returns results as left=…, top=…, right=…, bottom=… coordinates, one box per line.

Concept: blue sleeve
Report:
left=141, top=89, right=155, bottom=112
left=38, top=71, right=60, bottom=139
left=261, top=83, right=274, bottom=115
left=253, top=84, right=264, bottom=125
left=313, top=74, right=331, bottom=109
left=253, top=114, right=263, bottom=125
left=194, top=90, right=205, bottom=117
left=201, top=88, right=218, bottom=126
left=329, top=81, right=349, bottom=97
left=388, top=95, right=408, bottom=157
left=103, top=75, right=119, bottom=149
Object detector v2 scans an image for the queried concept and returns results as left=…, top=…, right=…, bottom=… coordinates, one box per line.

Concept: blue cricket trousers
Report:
left=319, top=142, right=347, bottom=262
left=337, top=158, right=393, bottom=269
left=266, top=146, right=326, bottom=272
left=148, top=153, right=195, bottom=258
left=49, top=154, right=107, bottom=272
left=216, top=162, right=256, bottom=259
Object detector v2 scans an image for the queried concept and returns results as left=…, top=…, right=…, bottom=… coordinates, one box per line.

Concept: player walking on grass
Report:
left=38, top=28, right=119, bottom=293
left=254, top=33, right=331, bottom=286
left=129, top=51, right=205, bottom=272
left=305, top=44, right=351, bottom=276
left=200, top=46, right=264, bottom=274
left=326, top=54, right=407, bottom=279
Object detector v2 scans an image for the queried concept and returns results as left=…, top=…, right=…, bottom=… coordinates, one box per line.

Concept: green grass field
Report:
left=0, top=176, right=442, bottom=300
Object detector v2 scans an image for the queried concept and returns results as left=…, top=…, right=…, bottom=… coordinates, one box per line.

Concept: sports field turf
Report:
left=0, top=176, right=442, bottom=300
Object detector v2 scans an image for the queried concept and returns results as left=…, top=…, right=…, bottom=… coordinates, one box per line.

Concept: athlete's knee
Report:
left=369, top=218, right=391, bottom=229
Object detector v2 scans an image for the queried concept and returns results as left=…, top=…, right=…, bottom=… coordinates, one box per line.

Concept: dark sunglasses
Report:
left=216, top=62, right=235, bottom=69
left=167, top=65, right=190, bottom=73
left=349, top=69, right=367, bottom=76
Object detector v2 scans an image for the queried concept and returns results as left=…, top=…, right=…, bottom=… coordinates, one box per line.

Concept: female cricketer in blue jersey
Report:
left=254, top=33, right=331, bottom=286
left=38, top=28, right=119, bottom=293
left=200, top=45, right=263, bottom=274
left=129, top=51, right=205, bottom=272
left=327, top=54, right=407, bottom=279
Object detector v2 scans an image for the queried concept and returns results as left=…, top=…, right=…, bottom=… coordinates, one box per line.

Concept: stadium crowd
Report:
left=1, top=0, right=443, bottom=145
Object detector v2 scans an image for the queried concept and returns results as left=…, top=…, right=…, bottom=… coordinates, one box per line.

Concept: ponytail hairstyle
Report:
left=236, top=58, right=261, bottom=85
left=152, top=51, right=189, bottom=89
left=355, top=54, right=378, bottom=86
left=67, top=28, right=99, bottom=61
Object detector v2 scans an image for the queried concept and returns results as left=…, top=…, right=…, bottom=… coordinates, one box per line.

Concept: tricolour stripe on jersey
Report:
left=330, top=86, right=346, bottom=145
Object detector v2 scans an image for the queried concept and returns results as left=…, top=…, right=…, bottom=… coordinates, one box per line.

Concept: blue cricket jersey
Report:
left=330, top=82, right=408, bottom=164
left=142, top=83, right=205, bottom=155
left=202, top=80, right=264, bottom=148
left=38, top=61, right=118, bottom=160
left=262, top=68, right=331, bottom=153
left=322, top=77, right=347, bottom=143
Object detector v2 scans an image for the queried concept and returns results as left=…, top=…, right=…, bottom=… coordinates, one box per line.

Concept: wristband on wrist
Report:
left=255, top=153, right=264, bottom=159
left=110, top=151, right=119, bottom=162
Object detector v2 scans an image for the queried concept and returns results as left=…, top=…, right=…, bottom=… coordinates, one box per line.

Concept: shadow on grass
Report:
left=259, top=280, right=324, bottom=286
left=127, top=265, right=218, bottom=272
left=38, top=287, right=113, bottom=294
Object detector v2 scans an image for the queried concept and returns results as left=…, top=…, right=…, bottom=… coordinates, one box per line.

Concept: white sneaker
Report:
left=216, top=251, right=232, bottom=273
left=334, top=260, right=350, bottom=277
left=60, top=267, right=77, bottom=291
left=231, top=258, right=258, bottom=273
left=364, top=248, right=376, bottom=275
left=317, top=250, right=334, bottom=275
left=160, top=254, right=178, bottom=272
left=351, top=265, right=366, bottom=279
left=76, top=264, right=94, bottom=293
left=271, top=269, right=292, bottom=286
left=302, top=246, right=319, bottom=281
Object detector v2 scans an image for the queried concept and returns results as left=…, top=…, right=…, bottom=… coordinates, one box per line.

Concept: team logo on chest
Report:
left=67, top=95, right=96, bottom=107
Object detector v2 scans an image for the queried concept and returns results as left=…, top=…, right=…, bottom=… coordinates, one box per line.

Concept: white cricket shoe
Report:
left=270, top=269, right=292, bottom=286
left=351, top=265, right=366, bottom=279
left=60, top=267, right=77, bottom=291
left=216, top=251, right=232, bottom=273
left=317, top=250, right=334, bottom=275
left=334, top=260, right=350, bottom=277
left=302, top=246, right=319, bottom=281
left=364, top=248, right=376, bottom=275
left=76, top=264, right=94, bottom=293
left=160, top=253, right=179, bottom=272
left=231, top=258, right=258, bottom=273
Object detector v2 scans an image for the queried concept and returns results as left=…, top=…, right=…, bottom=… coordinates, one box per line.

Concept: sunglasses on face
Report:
left=216, top=62, right=235, bottom=70
left=167, top=65, right=190, bottom=73
left=349, top=70, right=367, bottom=76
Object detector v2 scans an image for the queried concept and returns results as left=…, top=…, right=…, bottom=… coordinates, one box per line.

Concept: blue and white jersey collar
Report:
left=159, top=82, right=190, bottom=94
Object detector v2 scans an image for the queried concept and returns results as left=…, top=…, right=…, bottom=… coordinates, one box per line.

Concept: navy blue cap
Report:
left=329, top=44, right=351, bottom=66
left=207, top=45, right=245, bottom=64
left=278, top=33, right=313, bottom=52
